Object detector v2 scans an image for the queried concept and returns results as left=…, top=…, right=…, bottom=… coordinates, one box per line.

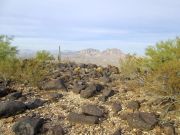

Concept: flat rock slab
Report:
left=26, top=99, right=45, bottom=110
left=127, top=112, right=158, bottom=131
left=127, top=100, right=141, bottom=111
left=80, top=84, right=96, bottom=98
left=7, top=92, right=22, bottom=100
left=41, top=79, right=67, bottom=91
left=12, top=117, right=44, bottom=135
left=112, top=102, right=122, bottom=113
left=68, top=112, right=99, bottom=124
left=0, top=86, right=9, bottom=97
left=82, top=105, right=104, bottom=117
left=0, top=101, right=26, bottom=118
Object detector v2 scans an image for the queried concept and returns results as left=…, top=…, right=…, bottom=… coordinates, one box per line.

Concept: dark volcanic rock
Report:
left=12, top=117, right=44, bottom=135
left=0, top=101, right=26, bottom=118
left=7, top=92, right=22, bottom=100
left=49, top=93, right=63, bottom=101
left=41, top=79, right=67, bottom=91
left=127, top=100, right=141, bottom=111
left=26, top=99, right=45, bottom=110
left=72, top=82, right=86, bottom=94
left=0, top=86, right=9, bottom=97
left=112, top=102, right=122, bottom=113
left=113, top=128, right=122, bottom=135
left=126, top=112, right=158, bottom=131
left=99, top=89, right=114, bottom=101
left=80, top=84, right=97, bottom=98
left=102, top=89, right=114, bottom=97
left=82, top=105, right=104, bottom=117
left=68, top=112, right=99, bottom=124
left=52, top=125, right=64, bottom=135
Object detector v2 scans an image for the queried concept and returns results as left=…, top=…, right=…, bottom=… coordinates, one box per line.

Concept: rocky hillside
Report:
left=0, top=62, right=179, bottom=135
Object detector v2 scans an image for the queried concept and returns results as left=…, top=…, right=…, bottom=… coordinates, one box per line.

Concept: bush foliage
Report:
left=35, top=50, right=54, bottom=61
left=0, top=35, right=51, bottom=86
left=120, top=37, right=180, bottom=98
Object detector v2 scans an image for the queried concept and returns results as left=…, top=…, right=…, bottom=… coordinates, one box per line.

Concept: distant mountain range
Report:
left=19, top=48, right=126, bottom=66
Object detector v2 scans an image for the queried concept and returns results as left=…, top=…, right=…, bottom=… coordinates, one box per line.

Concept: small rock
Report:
left=127, top=100, right=140, bottom=111
left=112, top=102, right=122, bottom=113
left=113, top=128, right=122, bottom=135
left=26, top=99, right=45, bottom=110
left=126, top=112, right=158, bottom=131
left=102, top=89, right=113, bottom=97
left=164, top=125, right=175, bottom=135
left=98, top=96, right=107, bottom=102
left=80, top=84, right=96, bottom=98
left=7, top=92, right=22, bottom=100
left=41, top=79, right=67, bottom=91
left=12, top=117, right=44, bottom=135
left=68, top=112, right=99, bottom=124
left=0, top=101, right=26, bottom=118
left=52, top=125, right=64, bottom=135
left=82, top=105, right=104, bottom=117
left=49, top=93, right=63, bottom=101
left=0, top=86, right=8, bottom=97
left=72, top=83, right=86, bottom=94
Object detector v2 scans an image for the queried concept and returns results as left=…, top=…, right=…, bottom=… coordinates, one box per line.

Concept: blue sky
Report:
left=0, top=0, right=180, bottom=55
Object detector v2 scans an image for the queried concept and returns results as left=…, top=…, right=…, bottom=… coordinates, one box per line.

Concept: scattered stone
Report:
left=113, top=128, right=122, bottom=135
left=12, top=117, right=44, bottom=135
left=100, top=75, right=111, bottom=83
left=102, top=89, right=114, bottom=98
left=49, top=93, right=63, bottom=101
left=0, top=86, right=8, bottom=97
left=126, top=112, right=158, bottom=131
left=7, top=92, right=22, bottom=100
left=42, top=79, right=67, bottom=91
left=26, top=99, right=45, bottom=110
left=112, top=102, right=122, bottom=113
left=127, top=100, right=140, bottom=111
left=80, top=84, right=97, bottom=98
left=68, top=112, right=99, bottom=124
left=163, top=125, right=175, bottom=135
left=82, top=105, right=104, bottom=117
left=0, top=101, right=26, bottom=118
left=52, top=125, right=64, bottom=135
left=72, top=83, right=86, bottom=94
left=98, top=96, right=107, bottom=102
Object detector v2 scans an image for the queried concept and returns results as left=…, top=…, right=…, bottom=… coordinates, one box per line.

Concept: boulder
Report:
left=41, top=79, right=67, bottom=91
left=0, top=86, right=9, bottom=97
left=49, top=93, right=63, bottom=101
left=127, top=100, right=141, bottom=111
left=82, top=105, right=104, bottom=117
left=126, top=112, right=158, bottom=131
left=80, top=84, right=97, bottom=98
left=68, top=112, right=99, bottom=124
left=72, top=83, right=86, bottom=94
left=12, top=117, right=44, bottom=135
left=99, top=89, right=114, bottom=101
left=112, top=102, right=122, bottom=113
left=26, top=99, right=45, bottom=110
left=0, top=101, right=26, bottom=118
left=7, top=92, right=22, bottom=100
left=52, top=125, right=64, bottom=135
left=113, top=128, right=122, bottom=135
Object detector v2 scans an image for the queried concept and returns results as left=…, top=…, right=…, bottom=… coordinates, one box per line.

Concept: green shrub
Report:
left=119, top=54, right=147, bottom=79
left=0, top=35, right=20, bottom=83
left=18, top=59, right=49, bottom=87
left=145, top=38, right=180, bottom=96
left=145, top=37, right=180, bottom=70
left=35, top=50, right=54, bottom=61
